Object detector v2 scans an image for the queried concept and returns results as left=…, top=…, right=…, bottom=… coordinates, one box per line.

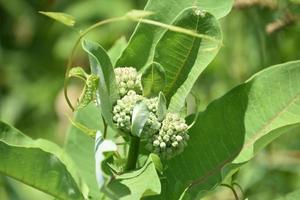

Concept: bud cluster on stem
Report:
left=112, top=67, right=189, bottom=167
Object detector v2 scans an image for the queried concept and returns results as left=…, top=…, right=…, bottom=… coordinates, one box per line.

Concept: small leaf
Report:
left=94, top=131, right=117, bottom=188
left=157, top=92, right=167, bottom=121
left=125, top=10, right=154, bottom=20
left=68, top=67, right=88, bottom=79
left=103, top=153, right=161, bottom=199
left=39, top=11, right=75, bottom=27
left=131, top=101, right=150, bottom=137
left=150, top=153, right=163, bottom=173
left=141, top=62, right=166, bottom=97
left=76, top=74, right=99, bottom=110
left=82, top=40, right=119, bottom=127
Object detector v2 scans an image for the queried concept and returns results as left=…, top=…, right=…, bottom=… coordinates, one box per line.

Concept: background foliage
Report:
left=1, top=0, right=300, bottom=199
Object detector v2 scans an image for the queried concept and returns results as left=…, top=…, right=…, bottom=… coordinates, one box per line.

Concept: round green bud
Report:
left=145, top=112, right=189, bottom=159
left=144, top=97, right=159, bottom=114
left=114, top=67, right=142, bottom=97
left=112, top=90, right=143, bottom=132
left=141, top=112, right=161, bottom=139
left=140, top=97, right=162, bottom=138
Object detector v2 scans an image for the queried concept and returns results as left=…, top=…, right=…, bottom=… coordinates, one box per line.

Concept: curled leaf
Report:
left=68, top=67, right=88, bottom=80
left=157, top=92, right=167, bottom=121
left=94, top=131, right=117, bottom=188
left=131, top=101, right=150, bottom=137
left=82, top=40, right=119, bottom=127
left=77, top=74, right=99, bottom=110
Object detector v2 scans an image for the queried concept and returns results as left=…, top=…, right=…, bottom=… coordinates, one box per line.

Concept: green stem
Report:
left=232, top=182, right=245, bottom=200
left=125, top=136, right=140, bottom=171
left=102, top=116, right=108, bottom=138
left=220, top=184, right=239, bottom=200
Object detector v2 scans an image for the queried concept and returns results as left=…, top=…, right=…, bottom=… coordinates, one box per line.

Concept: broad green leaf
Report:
left=39, top=11, right=75, bottom=27
left=116, top=0, right=232, bottom=70
left=131, top=101, right=150, bottom=137
left=157, top=92, right=167, bottom=121
left=0, top=121, right=88, bottom=200
left=103, top=154, right=161, bottom=200
left=155, top=60, right=300, bottom=199
left=108, top=37, right=127, bottom=67
left=82, top=40, right=119, bottom=127
left=141, top=62, right=166, bottom=97
left=64, top=104, right=105, bottom=200
left=152, top=8, right=221, bottom=109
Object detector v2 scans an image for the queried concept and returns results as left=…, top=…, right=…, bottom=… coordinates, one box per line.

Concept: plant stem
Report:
left=220, top=184, right=239, bottom=200
left=232, top=182, right=245, bottom=200
left=102, top=116, right=108, bottom=138
left=125, top=136, right=140, bottom=171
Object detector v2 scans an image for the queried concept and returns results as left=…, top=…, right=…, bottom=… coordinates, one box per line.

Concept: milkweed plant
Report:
left=1, top=1, right=300, bottom=200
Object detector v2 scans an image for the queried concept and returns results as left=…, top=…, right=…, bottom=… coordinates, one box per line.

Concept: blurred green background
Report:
left=0, top=0, right=300, bottom=199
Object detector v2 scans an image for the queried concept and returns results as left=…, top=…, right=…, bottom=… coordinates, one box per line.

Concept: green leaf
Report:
left=39, top=11, right=76, bottom=27
left=141, top=62, right=166, bottom=97
left=0, top=121, right=88, bottom=200
left=152, top=8, right=221, bottom=109
left=68, top=67, right=88, bottom=79
left=64, top=104, right=105, bottom=200
left=156, top=60, right=300, bottom=199
left=116, top=0, right=232, bottom=70
left=108, top=37, right=127, bottom=67
left=157, top=92, right=167, bottom=121
left=94, top=131, right=117, bottom=188
left=82, top=40, right=119, bottom=127
left=131, top=101, right=150, bottom=137
left=103, top=154, right=161, bottom=200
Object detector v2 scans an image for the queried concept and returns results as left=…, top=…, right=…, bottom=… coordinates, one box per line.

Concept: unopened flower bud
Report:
left=114, top=67, right=142, bottom=96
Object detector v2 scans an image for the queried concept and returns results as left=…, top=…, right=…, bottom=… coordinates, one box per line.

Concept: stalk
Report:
left=125, top=136, right=140, bottom=171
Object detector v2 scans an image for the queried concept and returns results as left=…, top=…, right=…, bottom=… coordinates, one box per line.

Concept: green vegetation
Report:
left=1, top=0, right=300, bottom=199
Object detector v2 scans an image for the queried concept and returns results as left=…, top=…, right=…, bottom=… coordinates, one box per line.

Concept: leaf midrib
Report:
left=164, top=15, right=201, bottom=98
left=244, top=91, right=300, bottom=149
left=188, top=88, right=300, bottom=190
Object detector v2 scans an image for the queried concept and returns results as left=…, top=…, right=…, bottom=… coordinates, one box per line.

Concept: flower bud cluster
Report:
left=114, top=67, right=142, bottom=97
left=145, top=113, right=189, bottom=159
left=144, top=97, right=158, bottom=113
left=112, top=90, right=143, bottom=133
left=112, top=67, right=189, bottom=159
